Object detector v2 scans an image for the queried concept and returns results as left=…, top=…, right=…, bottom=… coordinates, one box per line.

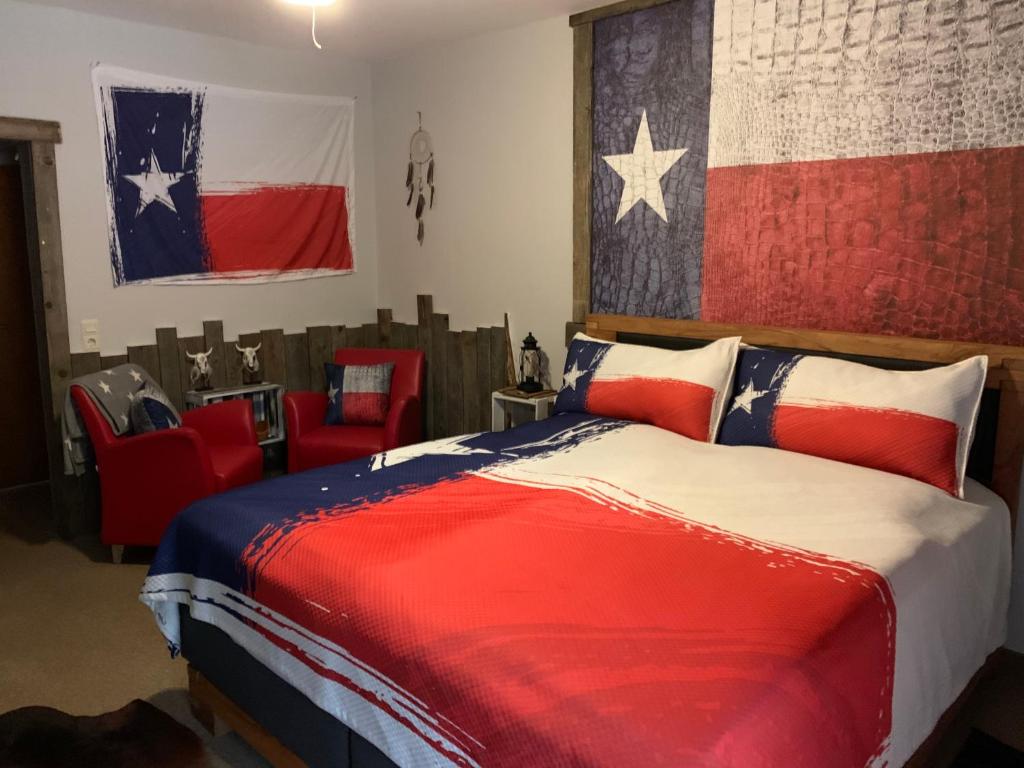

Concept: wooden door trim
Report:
left=1, top=117, right=73, bottom=533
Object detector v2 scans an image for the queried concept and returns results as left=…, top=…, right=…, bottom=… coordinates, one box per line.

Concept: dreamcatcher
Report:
left=405, top=112, right=434, bottom=245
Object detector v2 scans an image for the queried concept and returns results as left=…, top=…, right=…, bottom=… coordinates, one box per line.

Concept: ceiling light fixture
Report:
left=282, top=0, right=336, bottom=51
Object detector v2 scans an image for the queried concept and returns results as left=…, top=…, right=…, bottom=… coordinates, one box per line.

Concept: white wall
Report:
left=0, top=0, right=379, bottom=353
left=372, top=16, right=573, bottom=385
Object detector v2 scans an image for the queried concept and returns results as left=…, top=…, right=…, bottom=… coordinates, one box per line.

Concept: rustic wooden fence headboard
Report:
left=586, top=313, right=1024, bottom=533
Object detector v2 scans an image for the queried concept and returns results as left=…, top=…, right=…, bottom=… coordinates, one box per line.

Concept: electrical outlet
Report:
left=81, top=319, right=100, bottom=352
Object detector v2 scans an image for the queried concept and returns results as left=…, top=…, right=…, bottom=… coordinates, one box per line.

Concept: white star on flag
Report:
left=122, top=150, right=185, bottom=217
left=562, top=361, right=585, bottom=391
left=98, top=380, right=112, bottom=395
left=729, top=380, right=769, bottom=415
left=327, top=384, right=340, bottom=401
left=602, top=109, right=687, bottom=223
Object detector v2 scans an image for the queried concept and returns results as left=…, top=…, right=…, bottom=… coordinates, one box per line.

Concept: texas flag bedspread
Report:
left=141, top=413, right=1010, bottom=768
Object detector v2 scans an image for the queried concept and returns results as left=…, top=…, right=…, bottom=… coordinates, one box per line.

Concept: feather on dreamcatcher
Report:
left=406, top=112, right=434, bottom=245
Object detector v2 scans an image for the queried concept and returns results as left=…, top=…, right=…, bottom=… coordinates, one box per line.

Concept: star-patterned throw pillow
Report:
left=324, top=363, right=394, bottom=427
left=555, top=333, right=740, bottom=443
left=129, top=385, right=181, bottom=433
left=718, top=347, right=988, bottom=497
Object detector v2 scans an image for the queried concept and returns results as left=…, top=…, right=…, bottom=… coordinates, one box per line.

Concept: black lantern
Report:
left=518, top=332, right=543, bottom=393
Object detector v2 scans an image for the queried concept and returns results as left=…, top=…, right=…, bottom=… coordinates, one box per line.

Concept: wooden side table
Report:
left=491, top=387, right=557, bottom=431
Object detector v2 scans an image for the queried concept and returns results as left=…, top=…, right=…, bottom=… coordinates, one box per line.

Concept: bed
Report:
left=141, top=314, right=1024, bottom=768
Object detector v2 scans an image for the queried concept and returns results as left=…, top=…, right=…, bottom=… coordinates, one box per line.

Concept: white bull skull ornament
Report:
left=186, top=348, right=215, bottom=390
left=236, top=342, right=262, bottom=384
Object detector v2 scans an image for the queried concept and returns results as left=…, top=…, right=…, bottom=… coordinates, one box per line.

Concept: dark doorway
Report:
left=0, top=142, right=48, bottom=489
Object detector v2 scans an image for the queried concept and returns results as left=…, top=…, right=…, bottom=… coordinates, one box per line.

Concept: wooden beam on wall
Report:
left=571, top=22, right=594, bottom=324
left=202, top=321, right=227, bottom=390
left=178, top=336, right=205, bottom=397
left=155, top=328, right=182, bottom=410
left=446, top=331, right=464, bottom=437
left=307, top=326, right=332, bottom=392
left=569, top=0, right=675, bottom=27
left=0, top=116, right=61, bottom=143
left=71, top=352, right=101, bottom=378
left=127, top=344, right=161, bottom=386
left=476, top=328, right=492, bottom=432
left=461, top=332, right=478, bottom=433
left=261, top=329, right=286, bottom=387
left=284, top=333, right=310, bottom=392
left=430, top=313, right=450, bottom=439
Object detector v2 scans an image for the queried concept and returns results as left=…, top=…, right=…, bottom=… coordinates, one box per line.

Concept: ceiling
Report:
left=18, top=0, right=598, bottom=60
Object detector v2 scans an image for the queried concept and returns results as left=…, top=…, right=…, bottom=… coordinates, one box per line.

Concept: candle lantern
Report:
left=518, top=332, right=543, bottom=393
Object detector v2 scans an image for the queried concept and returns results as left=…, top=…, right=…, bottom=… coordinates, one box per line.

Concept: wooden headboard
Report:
left=585, top=313, right=1024, bottom=534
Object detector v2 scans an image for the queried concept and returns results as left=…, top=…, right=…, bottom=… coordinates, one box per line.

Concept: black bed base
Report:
left=179, top=605, right=398, bottom=768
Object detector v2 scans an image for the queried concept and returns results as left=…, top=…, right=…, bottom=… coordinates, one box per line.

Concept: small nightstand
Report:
left=491, top=387, right=558, bottom=431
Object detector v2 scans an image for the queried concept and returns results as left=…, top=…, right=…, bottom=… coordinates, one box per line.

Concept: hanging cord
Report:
left=311, top=6, right=322, bottom=50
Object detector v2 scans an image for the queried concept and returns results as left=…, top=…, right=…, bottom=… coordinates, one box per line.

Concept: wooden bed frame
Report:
left=189, top=313, right=1024, bottom=767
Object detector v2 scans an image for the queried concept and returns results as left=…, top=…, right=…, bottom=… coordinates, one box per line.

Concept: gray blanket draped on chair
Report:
left=61, top=364, right=172, bottom=476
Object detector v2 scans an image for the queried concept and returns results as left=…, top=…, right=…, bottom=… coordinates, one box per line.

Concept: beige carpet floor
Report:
left=0, top=484, right=267, bottom=767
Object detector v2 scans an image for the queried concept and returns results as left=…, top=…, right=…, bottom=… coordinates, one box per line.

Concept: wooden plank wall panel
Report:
left=71, top=352, right=101, bottom=378
left=202, top=321, right=227, bottom=389
left=223, top=341, right=243, bottom=388
left=307, top=326, right=332, bottom=392
left=127, top=344, right=161, bottom=386
left=446, top=331, right=464, bottom=436
left=476, top=328, right=492, bottom=432
left=67, top=296, right=509, bottom=441
left=377, top=309, right=393, bottom=347
left=461, top=332, right=478, bottom=432
left=430, top=313, right=449, bottom=440
left=331, top=326, right=348, bottom=355
left=417, top=296, right=434, bottom=438
left=178, top=336, right=205, bottom=397
left=284, top=333, right=310, bottom=392
left=261, top=329, right=286, bottom=387
left=235, top=331, right=262, bottom=386
left=99, top=354, right=127, bottom=370
left=155, top=328, right=182, bottom=409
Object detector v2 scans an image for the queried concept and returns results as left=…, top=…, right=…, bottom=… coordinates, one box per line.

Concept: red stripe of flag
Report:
left=200, top=184, right=353, bottom=273
left=247, top=474, right=896, bottom=767
left=587, top=378, right=714, bottom=441
left=703, top=147, right=1024, bottom=345
left=773, top=403, right=959, bottom=494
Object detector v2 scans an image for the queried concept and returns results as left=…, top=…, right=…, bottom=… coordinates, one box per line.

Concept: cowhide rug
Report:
left=0, top=699, right=206, bottom=768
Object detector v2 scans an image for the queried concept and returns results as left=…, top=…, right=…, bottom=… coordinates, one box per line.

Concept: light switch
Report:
left=81, top=319, right=100, bottom=352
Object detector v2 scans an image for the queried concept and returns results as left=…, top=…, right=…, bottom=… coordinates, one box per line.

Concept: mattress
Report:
left=141, top=413, right=1011, bottom=767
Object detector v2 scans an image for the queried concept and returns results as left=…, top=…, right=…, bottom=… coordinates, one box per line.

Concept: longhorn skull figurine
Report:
left=236, top=342, right=262, bottom=385
left=186, top=348, right=215, bottom=391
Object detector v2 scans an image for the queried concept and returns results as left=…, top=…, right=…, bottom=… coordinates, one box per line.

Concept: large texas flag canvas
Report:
left=591, top=0, right=1024, bottom=345
left=93, top=65, right=355, bottom=285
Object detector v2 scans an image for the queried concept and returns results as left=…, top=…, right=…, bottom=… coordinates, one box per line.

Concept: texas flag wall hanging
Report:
left=93, top=65, right=355, bottom=285
left=589, top=1, right=1024, bottom=345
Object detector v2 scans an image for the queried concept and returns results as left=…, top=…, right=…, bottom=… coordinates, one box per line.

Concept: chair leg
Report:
left=111, top=544, right=124, bottom=565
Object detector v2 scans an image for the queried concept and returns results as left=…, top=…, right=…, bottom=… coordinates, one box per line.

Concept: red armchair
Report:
left=284, top=347, right=425, bottom=473
left=70, top=386, right=264, bottom=562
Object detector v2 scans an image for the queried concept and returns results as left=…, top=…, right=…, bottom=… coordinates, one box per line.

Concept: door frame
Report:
left=0, top=117, right=75, bottom=534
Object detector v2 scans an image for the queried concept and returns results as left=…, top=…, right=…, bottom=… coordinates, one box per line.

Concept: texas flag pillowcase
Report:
left=324, top=362, right=394, bottom=427
left=555, top=334, right=741, bottom=442
left=718, top=347, right=988, bottom=497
